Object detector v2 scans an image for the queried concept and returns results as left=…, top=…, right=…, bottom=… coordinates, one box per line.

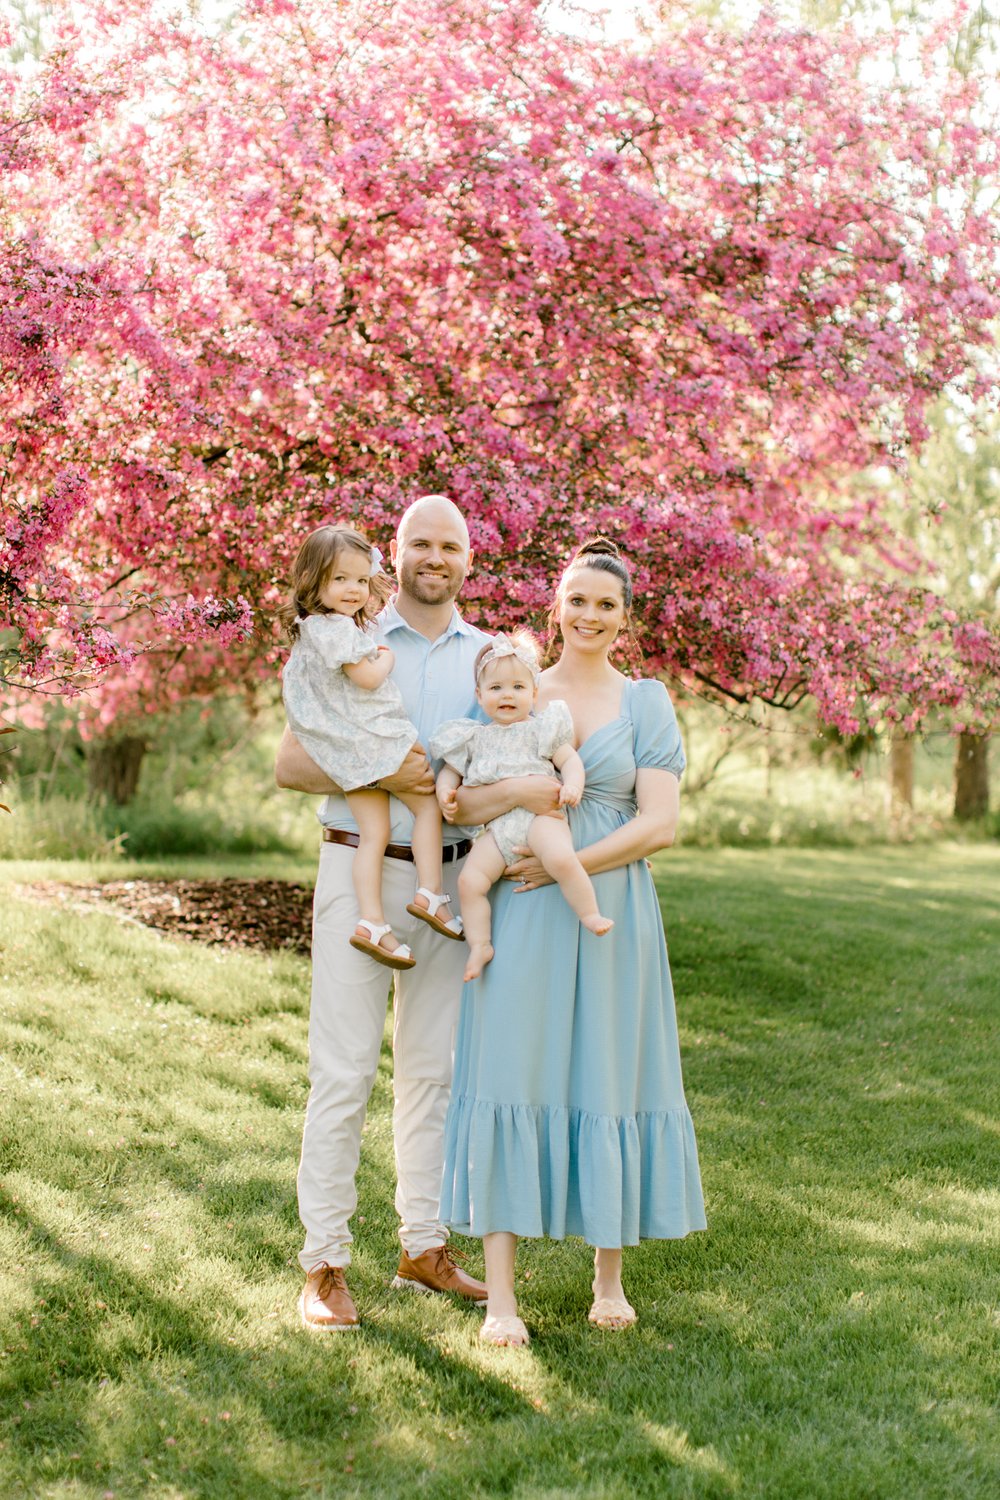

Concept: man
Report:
left=275, top=495, right=492, bottom=1329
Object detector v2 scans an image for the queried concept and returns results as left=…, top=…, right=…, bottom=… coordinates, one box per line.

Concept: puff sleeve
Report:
left=428, top=718, right=482, bottom=776
left=536, top=699, right=575, bottom=761
left=300, top=614, right=377, bottom=670
left=630, top=680, right=685, bottom=778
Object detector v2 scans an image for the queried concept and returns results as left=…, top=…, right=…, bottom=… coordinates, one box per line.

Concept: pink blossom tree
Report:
left=3, top=0, right=998, bottom=772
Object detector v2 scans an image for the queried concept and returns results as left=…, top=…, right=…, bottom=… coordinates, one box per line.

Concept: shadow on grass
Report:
left=2, top=1192, right=536, bottom=1495
left=4, top=1084, right=996, bottom=1500
left=3, top=848, right=998, bottom=1499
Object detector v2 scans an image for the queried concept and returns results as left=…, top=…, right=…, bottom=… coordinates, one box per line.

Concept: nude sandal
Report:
left=479, top=1313, right=530, bottom=1347
left=588, top=1295, right=636, bottom=1329
left=406, top=888, right=464, bottom=940
left=349, top=920, right=416, bottom=970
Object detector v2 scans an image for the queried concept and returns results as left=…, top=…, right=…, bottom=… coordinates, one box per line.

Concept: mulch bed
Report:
left=19, top=879, right=314, bottom=954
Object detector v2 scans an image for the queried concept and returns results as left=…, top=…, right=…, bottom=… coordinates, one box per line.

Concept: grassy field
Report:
left=1, top=846, right=998, bottom=1500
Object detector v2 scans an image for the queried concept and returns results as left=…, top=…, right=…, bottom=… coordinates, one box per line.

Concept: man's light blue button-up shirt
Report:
left=318, top=599, right=490, bottom=843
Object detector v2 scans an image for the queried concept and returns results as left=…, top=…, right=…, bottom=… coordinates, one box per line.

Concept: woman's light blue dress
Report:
left=441, top=678, right=706, bottom=1247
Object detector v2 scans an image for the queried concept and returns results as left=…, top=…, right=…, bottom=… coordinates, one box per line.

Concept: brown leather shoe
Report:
left=392, top=1244, right=488, bottom=1305
left=299, top=1263, right=359, bottom=1331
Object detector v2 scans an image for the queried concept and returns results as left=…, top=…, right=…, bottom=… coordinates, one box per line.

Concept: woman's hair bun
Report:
left=574, top=535, right=620, bottom=561
left=561, top=532, right=633, bottom=609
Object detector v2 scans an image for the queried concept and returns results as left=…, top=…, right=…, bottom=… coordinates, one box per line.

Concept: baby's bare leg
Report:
left=457, top=834, right=507, bottom=980
left=397, top=789, right=443, bottom=896
left=527, top=817, right=613, bottom=936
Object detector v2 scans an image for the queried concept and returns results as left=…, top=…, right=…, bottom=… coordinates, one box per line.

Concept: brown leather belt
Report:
left=322, top=828, right=472, bottom=863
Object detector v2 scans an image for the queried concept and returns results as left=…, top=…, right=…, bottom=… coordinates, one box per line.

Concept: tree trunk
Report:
left=953, top=731, right=990, bottom=821
left=889, top=731, right=914, bottom=810
left=88, top=735, right=148, bottom=805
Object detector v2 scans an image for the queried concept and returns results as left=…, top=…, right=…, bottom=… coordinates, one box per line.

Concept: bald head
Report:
left=396, top=494, right=470, bottom=550
left=391, top=493, right=473, bottom=614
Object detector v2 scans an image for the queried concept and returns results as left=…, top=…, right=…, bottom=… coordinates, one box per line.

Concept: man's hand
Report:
left=379, top=744, right=435, bottom=797
left=512, top=775, right=562, bottom=816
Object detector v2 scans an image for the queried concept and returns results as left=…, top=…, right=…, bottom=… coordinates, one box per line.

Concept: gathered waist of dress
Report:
left=572, top=788, right=636, bottom=817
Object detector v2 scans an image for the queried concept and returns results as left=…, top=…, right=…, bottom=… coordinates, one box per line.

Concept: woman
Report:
left=442, top=537, right=706, bottom=1345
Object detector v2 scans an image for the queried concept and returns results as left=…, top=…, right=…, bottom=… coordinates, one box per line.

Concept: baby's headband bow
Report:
left=369, top=545, right=385, bottom=577
left=476, top=634, right=540, bottom=684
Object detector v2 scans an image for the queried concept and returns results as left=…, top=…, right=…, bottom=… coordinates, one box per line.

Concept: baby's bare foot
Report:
left=582, top=914, right=614, bottom=936
left=464, top=942, right=494, bottom=981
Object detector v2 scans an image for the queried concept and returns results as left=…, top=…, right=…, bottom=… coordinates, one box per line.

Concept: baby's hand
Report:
left=559, top=782, right=583, bottom=807
left=438, top=787, right=459, bottom=821
left=377, top=645, right=394, bottom=664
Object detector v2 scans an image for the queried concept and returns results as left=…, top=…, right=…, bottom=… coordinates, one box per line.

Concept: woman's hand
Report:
left=504, top=848, right=553, bottom=891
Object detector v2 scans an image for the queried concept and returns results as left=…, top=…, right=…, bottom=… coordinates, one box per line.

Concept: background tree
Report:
left=2, top=0, right=998, bottom=798
left=779, top=0, right=998, bottom=820
left=873, top=397, right=999, bottom=817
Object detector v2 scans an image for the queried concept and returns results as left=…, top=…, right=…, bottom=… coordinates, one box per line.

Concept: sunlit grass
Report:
left=1, top=846, right=998, bottom=1499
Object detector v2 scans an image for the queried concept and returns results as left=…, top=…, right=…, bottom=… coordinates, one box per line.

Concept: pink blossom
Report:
left=0, top=0, right=997, bottom=735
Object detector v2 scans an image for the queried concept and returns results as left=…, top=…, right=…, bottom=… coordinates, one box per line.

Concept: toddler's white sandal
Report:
left=349, top=920, right=416, bottom=970
left=588, top=1295, right=636, bottom=1330
left=406, top=888, right=465, bottom=940
left=479, top=1314, right=530, bottom=1347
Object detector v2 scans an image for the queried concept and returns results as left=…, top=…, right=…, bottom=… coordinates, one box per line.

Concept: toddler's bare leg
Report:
left=397, top=789, right=443, bottom=897
left=457, top=834, right=507, bottom=980
left=527, top=817, right=613, bottom=936
left=344, top=789, right=390, bottom=923
left=341, top=792, right=407, bottom=966
left=343, top=790, right=407, bottom=959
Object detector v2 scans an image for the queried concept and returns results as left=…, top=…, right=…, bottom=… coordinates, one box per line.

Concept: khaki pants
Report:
left=297, top=839, right=467, bottom=1271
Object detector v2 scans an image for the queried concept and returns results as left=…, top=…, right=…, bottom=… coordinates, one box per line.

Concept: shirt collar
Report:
left=378, top=598, right=475, bottom=640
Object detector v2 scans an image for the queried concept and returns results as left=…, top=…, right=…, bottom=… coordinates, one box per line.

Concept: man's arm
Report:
left=275, top=726, right=436, bottom=798
left=275, top=726, right=342, bottom=794
left=453, top=774, right=562, bottom=826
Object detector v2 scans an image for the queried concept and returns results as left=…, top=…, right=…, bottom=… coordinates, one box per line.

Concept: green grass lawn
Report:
left=1, top=846, right=997, bottom=1500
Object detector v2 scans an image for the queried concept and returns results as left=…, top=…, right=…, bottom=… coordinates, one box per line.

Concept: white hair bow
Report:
left=476, top=634, right=540, bottom=684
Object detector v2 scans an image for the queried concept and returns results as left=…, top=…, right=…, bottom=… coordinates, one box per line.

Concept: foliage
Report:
left=2, top=845, right=999, bottom=1498
left=1, top=0, right=998, bottom=733
left=5, top=690, right=993, bottom=860
left=869, top=393, right=1000, bottom=734
left=0, top=696, right=315, bottom=859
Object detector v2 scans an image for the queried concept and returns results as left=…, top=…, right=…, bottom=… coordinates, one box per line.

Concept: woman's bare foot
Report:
left=582, top=914, right=614, bottom=936
left=480, top=1312, right=530, bottom=1347
left=588, top=1292, right=636, bottom=1329
left=589, top=1270, right=635, bottom=1329
left=590, top=1249, right=634, bottom=1328
left=464, top=942, right=494, bottom=982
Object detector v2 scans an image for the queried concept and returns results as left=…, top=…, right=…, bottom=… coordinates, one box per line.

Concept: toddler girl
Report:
left=430, top=632, right=612, bottom=981
left=280, top=525, right=463, bottom=969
